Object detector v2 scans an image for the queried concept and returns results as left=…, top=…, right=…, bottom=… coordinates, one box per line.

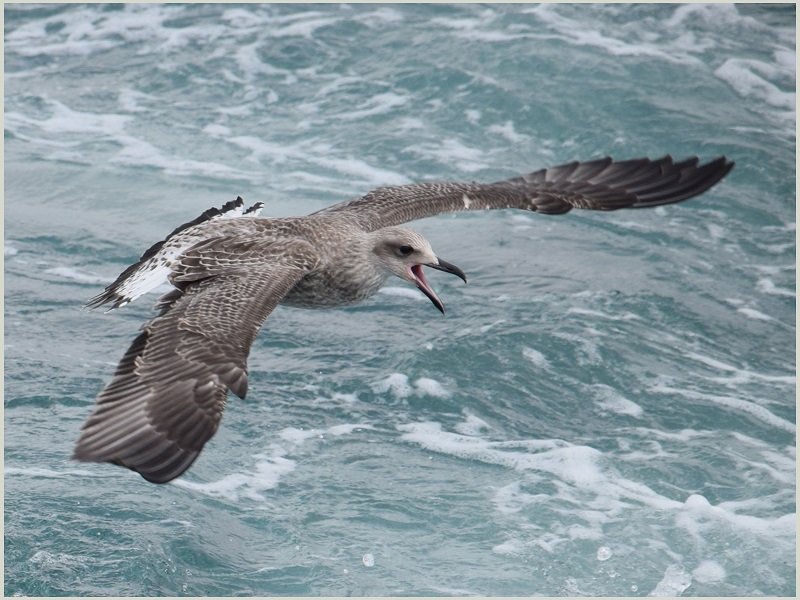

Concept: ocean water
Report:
left=3, top=3, right=795, bottom=597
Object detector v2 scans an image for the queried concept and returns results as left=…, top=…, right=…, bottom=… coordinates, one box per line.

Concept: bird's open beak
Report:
left=410, top=259, right=467, bottom=315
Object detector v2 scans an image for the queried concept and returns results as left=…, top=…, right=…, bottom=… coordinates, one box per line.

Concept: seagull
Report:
left=74, top=155, right=734, bottom=483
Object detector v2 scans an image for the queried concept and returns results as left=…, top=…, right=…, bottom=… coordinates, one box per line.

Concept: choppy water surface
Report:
left=4, top=3, right=795, bottom=596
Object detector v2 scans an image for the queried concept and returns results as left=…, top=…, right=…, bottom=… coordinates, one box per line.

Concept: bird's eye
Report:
left=397, top=245, right=414, bottom=256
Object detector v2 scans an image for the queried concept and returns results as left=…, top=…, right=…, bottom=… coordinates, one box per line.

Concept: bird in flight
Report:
left=74, top=155, right=734, bottom=483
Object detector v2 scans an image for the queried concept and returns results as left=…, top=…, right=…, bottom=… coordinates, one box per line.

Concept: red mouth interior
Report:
left=411, top=264, right=428, bottom=289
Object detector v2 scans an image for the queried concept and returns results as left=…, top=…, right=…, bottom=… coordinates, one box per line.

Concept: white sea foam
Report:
left=29, top=550, right=87, bottom=568
left=521, top=346, right=549, bottom=369
left=172, top=445, right=295, bottom=502
left=4, top=97, right=253, bottom=181
left=678, top=493, right=795, bottom=539
left=6, top=98, right=130, bottom=136
left=118, top=88, right=157, bottom=113
left=4, top=466, right=104, bottom=478
left=202, top=123, right=231, bottom=137
left=648, top=564, right=692, bottom=596
left=552, top=331, right=601, bottom=365
left=377, top=286, right=426, bottom=301
left=399, top=418, right=795, bottom=562
left=309, top=152, right=409, bottom=187
left=736, top=307, right=774, bottom=321
left=267, top=14, right=342, bottom=39
left=479, top=319, right=506, bottom=333
left=651, top=384, right=795, bottom=434
left=233, top=42, right=295, bottom=83
left=414, top=377, right=451, bottom=398
left=591, top=384, right=643, bottom=418
left=454, top=412, right=492, bottom=436
left=464, top=109, right=481, bottom=124
left=5, top=244, right=20, bottom=256
left=44, top=266, right=107, bottom=285
left=428, top=9, right=531, bottom=43
left=340, top=92, right=409, bottom=120
left=111, top=134, right=250, bottom=180
left=407, top=137, right=489, bottom=173
left=354, top=6, right=404, bottom=27
left=756, top=277, right=795, bottom=298
left=715, top=58, right=796, bottom=112
left=373, top=373, right=413, bottom=398
left=566, top=307, right=642, bottom=321
left=487, top=121, right=528, bottom=144
left=491, top=537, right=525, bottom=556
left=491, top=481, right=548, bottom=517
left=685, top=351, right=794, bottom=386
left=372, top=374, right=451, bottom=399
left=398, top=421, right=682, bottom=510
left=692, top=560, right=726, bottom=584
left=526, top=4, right=704, bottom=66
left=279, top=422, right=373, bottom=446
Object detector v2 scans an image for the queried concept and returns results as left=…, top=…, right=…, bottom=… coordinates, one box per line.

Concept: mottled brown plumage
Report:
left=74, top=155, right=734, bottom=483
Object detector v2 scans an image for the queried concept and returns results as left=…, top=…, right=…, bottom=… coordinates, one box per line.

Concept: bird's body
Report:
left=75, top=155, right=734, bottom=483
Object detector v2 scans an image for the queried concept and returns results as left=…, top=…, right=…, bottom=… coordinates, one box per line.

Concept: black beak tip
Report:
left=428, top=258, right=467, bottom=284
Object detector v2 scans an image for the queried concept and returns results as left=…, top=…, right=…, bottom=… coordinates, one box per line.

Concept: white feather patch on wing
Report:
left=109, top=249, right=183, bottom=309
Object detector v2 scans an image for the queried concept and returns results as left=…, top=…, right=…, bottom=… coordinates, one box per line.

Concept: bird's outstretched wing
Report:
left=312, top=155, right=734, bottom=232
left=74, top=238, right=319, bottom=483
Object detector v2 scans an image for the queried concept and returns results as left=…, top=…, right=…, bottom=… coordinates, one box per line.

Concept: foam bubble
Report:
left=596, top=546, right=613, bottom=561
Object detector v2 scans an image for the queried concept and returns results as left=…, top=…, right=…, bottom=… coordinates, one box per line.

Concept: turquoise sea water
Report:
left=3, top=3, right=795, bottom=596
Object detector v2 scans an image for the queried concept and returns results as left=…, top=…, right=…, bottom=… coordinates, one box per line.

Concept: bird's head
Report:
left=371, top=227, right=467, bottom=314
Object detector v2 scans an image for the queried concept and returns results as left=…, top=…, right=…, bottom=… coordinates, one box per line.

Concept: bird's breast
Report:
left=280, top=262, right=388, bottom=309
